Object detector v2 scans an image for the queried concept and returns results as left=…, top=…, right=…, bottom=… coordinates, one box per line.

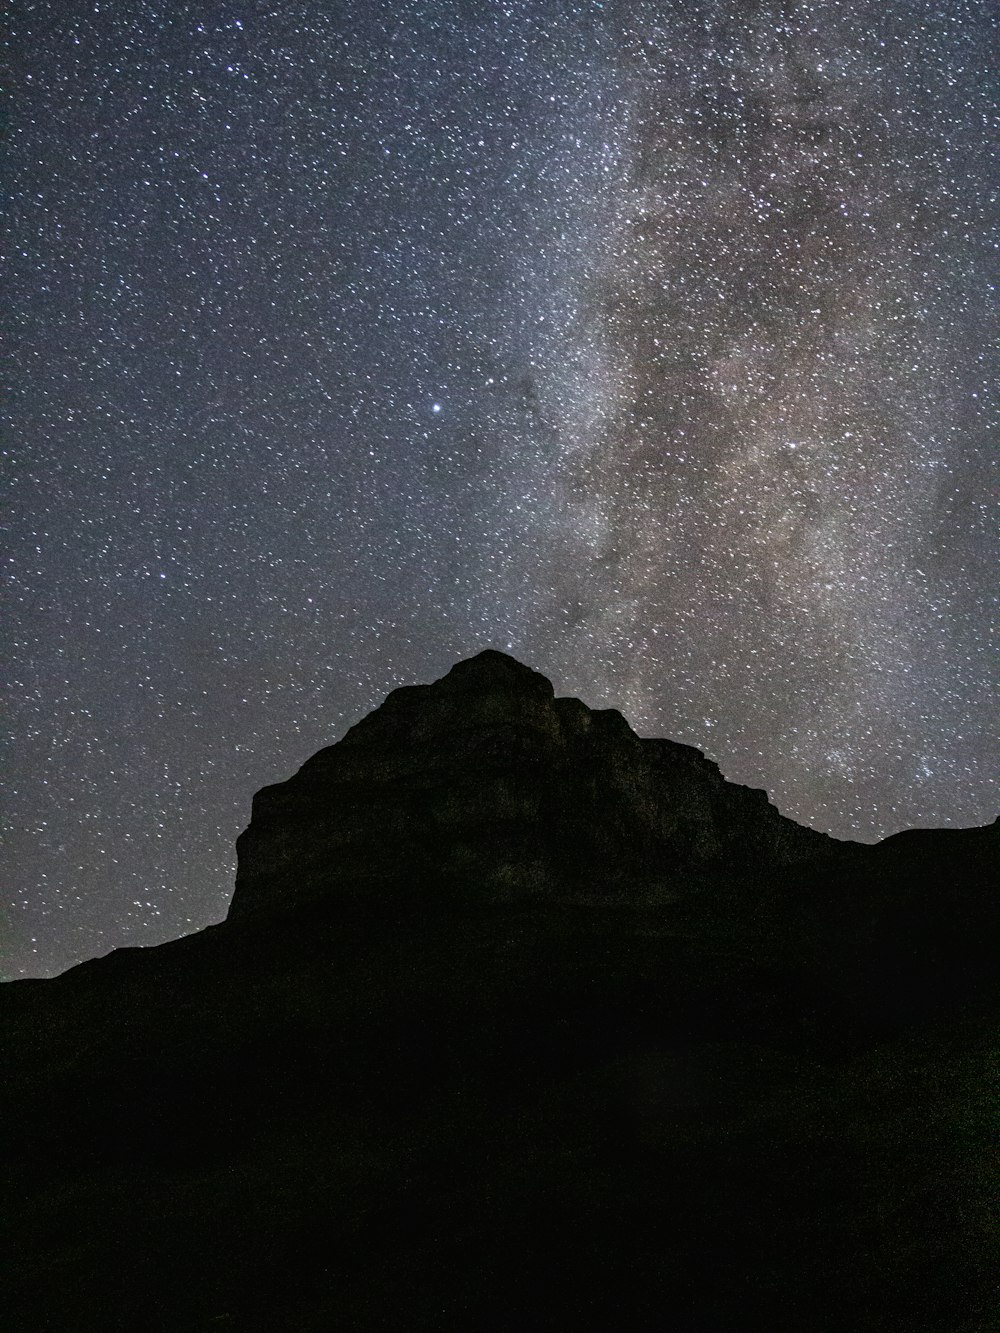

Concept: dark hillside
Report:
left=3, top=652, right=996, bottom=1330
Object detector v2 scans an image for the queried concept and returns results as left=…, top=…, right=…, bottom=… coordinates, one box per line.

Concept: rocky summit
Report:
left=3, top=651, right=997, bottom=1331
left=232, top=650, right=831, bottom=921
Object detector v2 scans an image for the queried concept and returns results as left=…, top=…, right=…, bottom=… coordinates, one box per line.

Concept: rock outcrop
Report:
left=2, top=651, right=996, bottom=1331
left=232, top=650, right=831, bottom=920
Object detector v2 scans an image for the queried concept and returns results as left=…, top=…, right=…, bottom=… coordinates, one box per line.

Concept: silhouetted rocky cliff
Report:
left=232, top=651, right=832, bottom=921
left=3, top=651, right=997, bottom=1330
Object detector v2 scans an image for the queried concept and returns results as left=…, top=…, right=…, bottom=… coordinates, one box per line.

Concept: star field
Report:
left=5, top=1, right=996, bottom=977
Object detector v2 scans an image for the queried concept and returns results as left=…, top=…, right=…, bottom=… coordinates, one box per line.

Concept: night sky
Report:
left=5, top=1, right=996, bottom=978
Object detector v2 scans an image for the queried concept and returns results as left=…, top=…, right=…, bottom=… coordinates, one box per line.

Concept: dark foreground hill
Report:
left=3, top=651, right=997, bottom=1331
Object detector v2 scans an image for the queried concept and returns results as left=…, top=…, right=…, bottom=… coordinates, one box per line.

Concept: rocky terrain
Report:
left=3, top=651, right=997, bottom=1330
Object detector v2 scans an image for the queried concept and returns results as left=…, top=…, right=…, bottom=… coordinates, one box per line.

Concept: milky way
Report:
left=5, top=1, right=996, bottom=976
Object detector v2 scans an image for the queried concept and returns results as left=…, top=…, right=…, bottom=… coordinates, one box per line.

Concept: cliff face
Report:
left=232, top=650, right=831, bottom=920
left=2, top=652, right=996, bottom=1332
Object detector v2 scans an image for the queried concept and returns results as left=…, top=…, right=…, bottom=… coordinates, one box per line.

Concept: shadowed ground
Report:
left=4, top=653, right=996, bottom=1330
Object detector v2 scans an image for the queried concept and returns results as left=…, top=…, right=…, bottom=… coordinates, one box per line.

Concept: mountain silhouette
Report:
left=3, top=651, right=996, bottom=1330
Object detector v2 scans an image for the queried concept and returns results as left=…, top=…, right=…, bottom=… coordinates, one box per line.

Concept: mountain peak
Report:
left=439, top=648, right=555, bottom=697
left=228, top=652, right=829, bottom=922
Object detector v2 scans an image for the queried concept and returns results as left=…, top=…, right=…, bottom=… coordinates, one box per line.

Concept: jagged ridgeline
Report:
left=3, top=652, right=997, bottom=1331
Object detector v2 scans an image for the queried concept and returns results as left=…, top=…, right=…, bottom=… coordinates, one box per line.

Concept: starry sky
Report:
left=5, top=0, right=996, bottom=978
